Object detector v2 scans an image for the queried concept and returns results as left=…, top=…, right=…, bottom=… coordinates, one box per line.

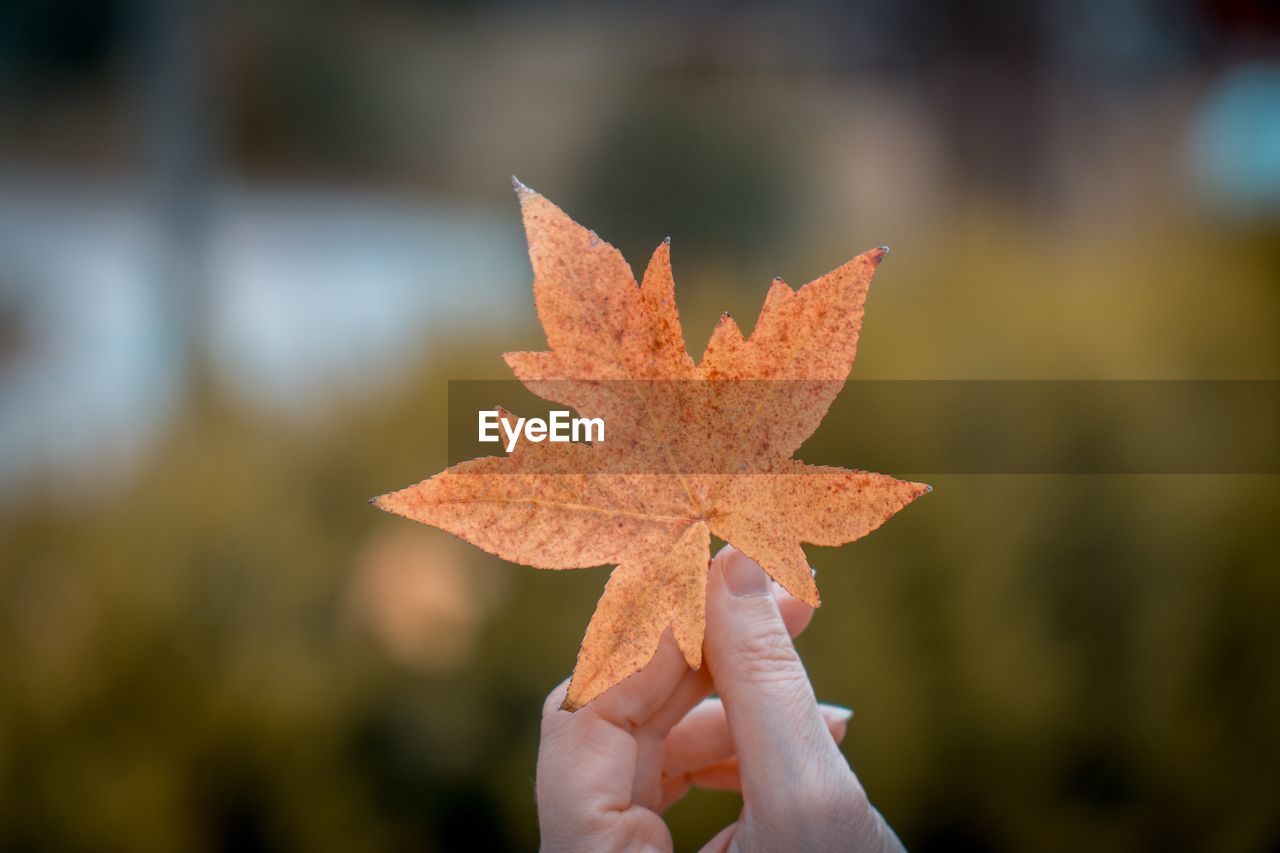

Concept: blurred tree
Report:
left=570, top=82, right=795, bottom=282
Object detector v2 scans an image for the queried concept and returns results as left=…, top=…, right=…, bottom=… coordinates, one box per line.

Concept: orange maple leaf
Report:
left=373, top=182, right=929, bottom=711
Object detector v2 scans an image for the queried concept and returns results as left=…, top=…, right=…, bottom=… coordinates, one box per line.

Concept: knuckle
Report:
left=731, top=629, right=805, bottom=687
left=787, top=770, right=870, bottom=828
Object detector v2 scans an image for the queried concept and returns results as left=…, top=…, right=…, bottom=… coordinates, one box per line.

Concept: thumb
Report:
left=704, top=546, right=848, bottom=807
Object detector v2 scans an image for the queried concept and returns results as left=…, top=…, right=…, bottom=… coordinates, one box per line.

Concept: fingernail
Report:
left=831, top=705, right=854, bottom=723
left=724, top=552, right=770, bottom=597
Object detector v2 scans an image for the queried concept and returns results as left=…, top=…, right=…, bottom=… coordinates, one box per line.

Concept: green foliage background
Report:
left=2, top=218, right=1277, bottom=851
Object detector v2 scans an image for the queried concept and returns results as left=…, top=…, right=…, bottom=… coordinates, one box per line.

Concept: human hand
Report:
left=536, top=546, right=904, bottom=851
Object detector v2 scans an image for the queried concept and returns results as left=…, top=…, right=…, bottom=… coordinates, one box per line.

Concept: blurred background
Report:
left=2, top=0, right=1279, bottom=849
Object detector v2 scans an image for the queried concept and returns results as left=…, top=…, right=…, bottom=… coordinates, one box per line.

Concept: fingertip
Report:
left=722, top=550, right=770, bottom=596
left=544, top=678, right=570, bottom=708
left=819, top=703, right=854, bottom=742
left=541, top=678, right=574, bottom=732
left=776, top=586, right=816, bottom=638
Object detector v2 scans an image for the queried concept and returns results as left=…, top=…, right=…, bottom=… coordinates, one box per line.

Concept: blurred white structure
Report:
left=0, top=179, right=526, bottom=497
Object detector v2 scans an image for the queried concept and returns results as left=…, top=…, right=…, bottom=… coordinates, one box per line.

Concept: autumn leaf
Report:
left=372, top=181, right=929, bottom=711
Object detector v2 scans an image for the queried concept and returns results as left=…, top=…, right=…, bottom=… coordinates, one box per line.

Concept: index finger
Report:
left=536, top=629, right=689, bottom=829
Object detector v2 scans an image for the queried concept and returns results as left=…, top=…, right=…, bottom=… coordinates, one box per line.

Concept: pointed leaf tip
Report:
left=511, top=176, right=535, bottom=198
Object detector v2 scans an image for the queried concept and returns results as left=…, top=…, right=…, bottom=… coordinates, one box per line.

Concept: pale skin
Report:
left=537, top=546, right=905, bottom=852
